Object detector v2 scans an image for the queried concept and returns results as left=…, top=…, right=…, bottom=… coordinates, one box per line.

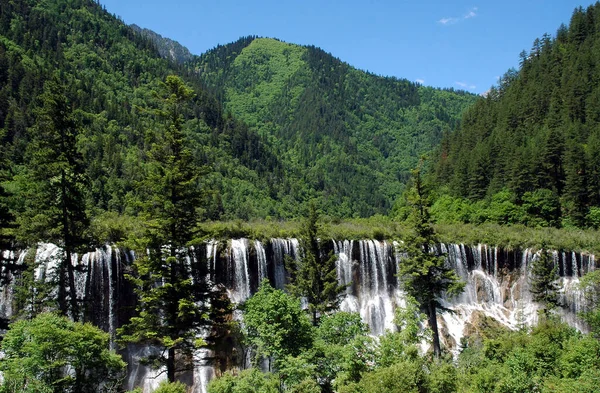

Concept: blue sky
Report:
left=99, top=0, right=595, bottom=94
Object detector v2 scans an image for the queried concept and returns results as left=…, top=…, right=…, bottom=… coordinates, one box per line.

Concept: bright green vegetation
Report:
left=195, top=218, right=600, bottom=255
left=432, top=3, right=600, bottom=230
left=192, top=37, right=477, bottom=217
left=0, top=0, right=477, bottom=242
left=209, top=281, right=600, bottom=393
left=0, top=312, right=125, bottom=393
left=0, top=0, right=284, bottom=240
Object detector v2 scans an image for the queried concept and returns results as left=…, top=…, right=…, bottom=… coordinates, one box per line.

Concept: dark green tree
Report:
left=398, top=161, right=464, bottom=358
left=118, top=76, right=207, bottom=383
left=529, top=243, right=560, bottom=315
left=288, top=201, right=345, bottom=325
left=562, top=140, right=588, bottom=227
left=17, top=80, right=89, bottom=320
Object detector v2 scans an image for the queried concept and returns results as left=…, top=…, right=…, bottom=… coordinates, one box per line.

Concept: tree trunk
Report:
left=65, top=247, right=79, bottom=321
left=61, top=170, right=79, bottom=321
left=428, top=300, right=441, bottom=358
left=57, top=263, right=67, bottom=316
left=167, top=347, right=176, bottom=382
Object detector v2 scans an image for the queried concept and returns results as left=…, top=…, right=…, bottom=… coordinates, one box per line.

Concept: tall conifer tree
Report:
left=288, top=201, right=345, bottom=325
left=530, top=243, right=560, bottom=315
left=17, top=79, right=89, bottom=320
left=119, top=76, right=207, bottom=382
left=398, top=160, right=464, bottom=357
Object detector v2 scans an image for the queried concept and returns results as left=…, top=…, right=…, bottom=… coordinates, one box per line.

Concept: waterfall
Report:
left=193, top=347, right=215, bottom=393
left=270, top=238, right=298, bottom=289
left=0, top=240, right=596, bottom=392
left=228, top=239, right=251, bottom=303
left=338, top=240, right=397, bottom=335
left=255, top=240, right=267, bottom=282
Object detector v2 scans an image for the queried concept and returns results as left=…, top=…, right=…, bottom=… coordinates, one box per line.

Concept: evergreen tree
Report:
left=398, top=160, right=464, bottom=357
left=17, top=80, right=89, bottom=320
left=288, top=201, right=345, bottom=325
left=562, top=139, right=588, bottom=227
left=529, top=243, right=560, bottom=315
left=118, top=76, right=208, bottom=383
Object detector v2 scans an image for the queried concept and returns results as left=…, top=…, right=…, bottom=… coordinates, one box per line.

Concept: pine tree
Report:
left=288, top=201, right=345, bottom=325
left=17, top=80, right=89, bottom=320
left=118, top=76, right=208, bottom=383
left=562, top=139, right=588, bottom=227
left=398, top=160, right=464, bottom=357
left=530, top=243, right=560, bottom=315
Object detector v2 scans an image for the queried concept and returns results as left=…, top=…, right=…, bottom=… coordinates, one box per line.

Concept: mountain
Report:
left=0, top=0, right=282, bottom=224
left=189, top=37, right=478, bottom=216
left=130, top=23, right=194, bottom=64
left=0, top=0, right=476, bottom=224
left=432, top=3, right=600, bottom=229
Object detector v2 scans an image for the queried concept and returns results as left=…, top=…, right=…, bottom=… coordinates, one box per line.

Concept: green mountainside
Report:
left=432, top=3, right=600, bottom=229
left=0, top=0, right=477, bottom=224
left=190, top=37, right=477, bottom=216
left=0, top=0, right=282, bottom=226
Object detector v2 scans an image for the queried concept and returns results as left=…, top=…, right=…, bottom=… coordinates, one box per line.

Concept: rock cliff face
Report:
left=0, top=239, right=595, bottom=392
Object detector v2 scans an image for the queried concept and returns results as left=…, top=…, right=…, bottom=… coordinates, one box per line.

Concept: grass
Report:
left=196, top=219, right=600, bottom=254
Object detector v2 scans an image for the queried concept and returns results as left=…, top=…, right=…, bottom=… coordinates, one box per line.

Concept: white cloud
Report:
left=438, top=17, right=458, bottom=25
left=416, top=78, right=425, bottom=84
left=455, top=81, right=476, bottom=90
left=464, top=7, right=478, bottom=19
left=439, top=7, right=478, bottom=25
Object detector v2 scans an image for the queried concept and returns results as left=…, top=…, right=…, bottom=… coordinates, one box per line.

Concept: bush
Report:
left=0, top=313, right=125, bottom=393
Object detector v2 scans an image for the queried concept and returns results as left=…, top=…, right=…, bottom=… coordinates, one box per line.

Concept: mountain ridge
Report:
left=188, top=35, right=477, bottom=216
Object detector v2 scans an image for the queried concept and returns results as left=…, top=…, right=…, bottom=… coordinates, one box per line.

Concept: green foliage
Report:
left=529, top=244, right=560, bottom=312
left=434, top=3, right=600, bottom=229
left=118, top=76, right=209, bottom=382
left=358, top=360, right=427, bottom=393
left=288, top=202, right=345, bottom=324
left=315, top=311, right=368, bottom=346
left=11, top=248, right=55, bottom=321
left=427, top=360, right=458, bottom=393
left=377, top=296, right=431, bottom=367
left=398, top=162, right=464, bottom=357
left=587, top=206, right=600, bottom=229
left=579, top=269, right=600, bottom=337
left=194, top=36, right=476, bottom=218
left=311, top=312, right=376, bottom=390
left=153, top=381, right=188, bottom=393
left=242, top=280, right=313, bottom=362
left=0, top=312, right=125, bottom=393
left=15, top=79, right=90, bottom=319
left=207, top=368, right=280, bottom=393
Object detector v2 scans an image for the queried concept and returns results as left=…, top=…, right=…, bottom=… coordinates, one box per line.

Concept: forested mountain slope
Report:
left=0, top=0, right=285, bottom=225
left=433, top=3, right=600, bottom=229
left=0, top=0, right=476, bottom=226
left=189, top=37, right=477, bottom=217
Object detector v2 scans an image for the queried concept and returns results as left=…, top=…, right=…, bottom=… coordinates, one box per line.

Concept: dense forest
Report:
left=431, top=4, right=600, bottom=229
left=0, top=0, right=476, bottom=232
left=191, top=37, right=476, bottom=216
left=0, top=0, right=290, bottom=231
